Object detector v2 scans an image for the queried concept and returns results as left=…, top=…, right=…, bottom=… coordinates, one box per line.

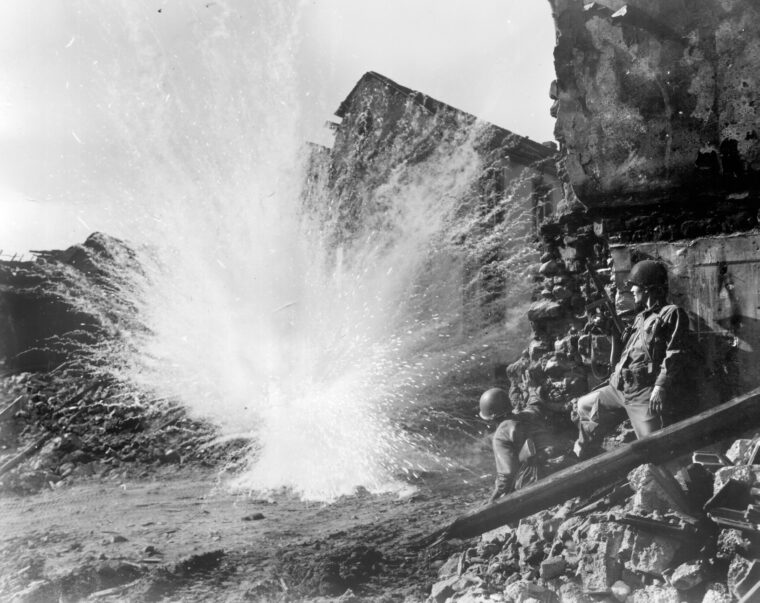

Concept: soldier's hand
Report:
left=649, top=385, right=666, bottom=415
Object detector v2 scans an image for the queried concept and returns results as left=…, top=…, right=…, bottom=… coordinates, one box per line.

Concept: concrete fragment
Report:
left=481, top=524, right=512, bottom=543
left=701, top=582, right=732, bottom=603
left=556, top=516, right=585, bottom=543
left=540, top=556, right=566, bottom=580
left=557, top=581, right=588, bottom=603
left=631, top=585, right=680, bottom=602
left=734, top=560, right=760, bottom=600
left=428, top=575, right=458, bottom=603
left=626, top=531, right=680, bottom=576
left=577, top=521, right=626, bottom=591
left=717, top=529, right=749, bottom=559
left=627, top=463, right=691, bottom=517
left=713, top=465, right=760, bottom=493
left=726, top=439, right=756, bottom=465
left=337, top=589, right=360, bottom=603
left=538, top=260, right=561, bottom=277
left=504, top=580, right=552, bottom=603
left=529, top=339, right=552, bottom=362
left=610, top=580, right=630, bottom=602
left=516, top=520, right=539, bottom=548
left=535, top=509, right=566, bottom=542
left=728, top=556, right=753, bottom=599
left=670, top=561, right=706, bottom=590
left=527, top=300, right=564, bottom=322
left=437, top=553, right=460, bottom=579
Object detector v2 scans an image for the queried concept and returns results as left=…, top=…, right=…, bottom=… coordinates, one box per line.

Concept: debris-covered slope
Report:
left=430, top=436, right=760, bottom=602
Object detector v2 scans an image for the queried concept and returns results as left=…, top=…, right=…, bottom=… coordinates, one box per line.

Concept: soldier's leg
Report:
left=574, top=384, right=626, bottom=458
left=623, top=386, right=663, bottom=438
left=490, top=419, right=520, bottom=502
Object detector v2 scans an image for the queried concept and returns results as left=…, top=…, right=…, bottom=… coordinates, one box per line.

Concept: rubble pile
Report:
left=506, top=225, right=624, bottom=437
left=429, top=437, right=760, bottom=603
left=0, top=232, right=252, bottom=495
left=0, top=232, right=145, bottom=373
left=0, top=370, right=233, bottom=495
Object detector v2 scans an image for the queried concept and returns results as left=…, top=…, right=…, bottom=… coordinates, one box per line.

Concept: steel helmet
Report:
left=626, top=260, right=668, bottom=290
left=478, top=388, right=512, bottom=421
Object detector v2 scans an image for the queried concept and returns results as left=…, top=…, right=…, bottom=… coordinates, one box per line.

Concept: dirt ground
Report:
left=1, top=461, right=492, bottom=602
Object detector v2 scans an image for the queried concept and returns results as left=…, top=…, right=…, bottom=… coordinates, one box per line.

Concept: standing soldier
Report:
left=574, top=260, right=694, bottom=459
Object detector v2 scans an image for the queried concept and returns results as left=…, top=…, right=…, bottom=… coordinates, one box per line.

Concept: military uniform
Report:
left=490, top=406, right=558, bottom=500
left=576, top=300, right=692, bottom=453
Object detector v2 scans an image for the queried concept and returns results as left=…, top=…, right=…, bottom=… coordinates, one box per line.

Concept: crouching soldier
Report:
left=574, top=259, right=695, bottom=459
left=479, top=387, right=564, bottom=504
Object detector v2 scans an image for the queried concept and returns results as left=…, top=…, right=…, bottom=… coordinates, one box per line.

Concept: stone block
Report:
left=670, top=561, right=706, bottom=590
left=529, top=339, right=552, bottom=362
left=516, top=520, right=539, bottom=548
left=428, top=575, right=483, bottom=603
left=733, top=559, right=760, bottom=600
left=628, top=464, right=690, bottom=516
left=577, top=522, right=627, bottom=591
left=551, top=285, right=572, bottom=300
left=717, top=529, right=750, bottom=559
left=701, top=581, right=732, bottom=603
left=437, top=554, right=460, bottom=579
left=428, top=575, right=458, bottom=603
left=504, top=580, right=553, bottom=603
left=726, top=439, right=757, bottom=465
left=631, top=585, right=680, bottom=602
left=535, top=510, right=566, bottom=542
left=556, top=516, right=585, bottom=544
left=626, top=531, right=680, bottom=576
left=481, top=524, right=513, bottom=544
left=714, top=465, right=760, bottom=494
left=540, top=557, right=566, bottom=580
left=527, top=300, right=564, bottom=323
left=557, top=581, right=588, bottom=603
left=578, top=550, right=622, bottom=592
left=610, top=580, right=630, bottom=602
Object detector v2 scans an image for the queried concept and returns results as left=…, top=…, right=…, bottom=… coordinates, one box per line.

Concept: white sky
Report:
left=0, top=0, right=556, bottom=254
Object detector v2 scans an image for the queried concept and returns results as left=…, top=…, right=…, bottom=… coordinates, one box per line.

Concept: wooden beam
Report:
left=0, top=395, right=23, bottom=422
left=0, top=433, right=54, bottom=477
left=438, top=387, right=760, bottom=541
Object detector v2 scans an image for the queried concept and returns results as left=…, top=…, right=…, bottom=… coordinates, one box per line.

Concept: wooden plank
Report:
left=438, top=386, right=760, bottom=541
left=0, top=433, right=54, bottom=477
left=0, top=395, right=23, bottom=422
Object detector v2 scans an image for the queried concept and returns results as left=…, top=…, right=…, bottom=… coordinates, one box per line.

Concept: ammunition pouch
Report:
left=620, top=364, right=657, bottom=390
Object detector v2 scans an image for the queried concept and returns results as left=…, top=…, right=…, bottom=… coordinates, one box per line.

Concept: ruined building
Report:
left=514, top=0, right=760, bottom=416
left=305, top=71, right=560, bottom=359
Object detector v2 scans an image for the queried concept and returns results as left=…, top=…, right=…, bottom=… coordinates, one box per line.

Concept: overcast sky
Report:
left=0, top=0, right=556, bottom=254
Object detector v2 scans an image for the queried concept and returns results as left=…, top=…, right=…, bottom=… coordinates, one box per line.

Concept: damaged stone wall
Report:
left=611, top=234, right=760, bottom=402
left=505, top=1, right=760, bottom=418
left=549, top=0, right=760, bottom=223
left=305, top=71, right=561, bottom=342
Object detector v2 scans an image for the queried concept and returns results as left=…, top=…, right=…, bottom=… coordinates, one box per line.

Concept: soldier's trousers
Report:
left=575, top=383, right=663, bottom=452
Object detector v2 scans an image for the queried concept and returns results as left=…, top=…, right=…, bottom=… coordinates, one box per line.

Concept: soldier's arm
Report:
left=653, top=305, right=691, bottom=390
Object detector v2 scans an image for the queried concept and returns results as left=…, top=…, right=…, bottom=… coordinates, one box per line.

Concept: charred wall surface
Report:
left=548, top=0, right=760, bottom=240
left=518, top=0, right=760, bottom=418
